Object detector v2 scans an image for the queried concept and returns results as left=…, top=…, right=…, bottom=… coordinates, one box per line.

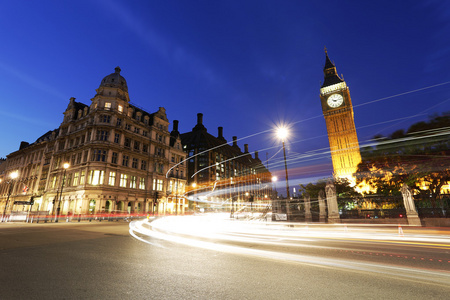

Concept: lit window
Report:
left=157, top=179, right=163, bottom=191
left=88, top=170, right=104, bottom=185
left=130, top=176, right=137, bottom=188
left=109, top=172, right=116, bottom=186
left=73, top=172, right=79, bottom=186
left=118, top=105, right=123, bottom=113
left=120, top=174, right=128, bottom=187
left=139, top=178, right=145, bottom=190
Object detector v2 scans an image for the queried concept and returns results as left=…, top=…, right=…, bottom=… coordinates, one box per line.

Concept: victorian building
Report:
left=181, top=113, right=273, bottom=213
left=0, top=67, right=187, bottom=218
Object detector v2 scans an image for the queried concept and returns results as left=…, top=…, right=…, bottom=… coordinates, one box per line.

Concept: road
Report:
left=0, top=215, right=449, bottom=299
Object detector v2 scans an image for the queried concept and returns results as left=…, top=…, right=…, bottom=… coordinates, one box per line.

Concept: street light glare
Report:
left=10, top=171, right=18, bottom=179
left=63, top=162, right=70, bottom=169
left=276, top=127, right=288, bottom=140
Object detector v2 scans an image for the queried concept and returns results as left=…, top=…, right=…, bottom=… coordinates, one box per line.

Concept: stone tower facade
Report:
left=320, top=50, right=361, bottom=180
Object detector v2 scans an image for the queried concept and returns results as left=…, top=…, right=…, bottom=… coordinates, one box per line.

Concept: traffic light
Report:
left=30, top=196, right=35, bottom=205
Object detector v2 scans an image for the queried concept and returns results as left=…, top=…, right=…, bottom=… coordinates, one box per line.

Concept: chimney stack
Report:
left=255, top=151, right=259, bottom=160
left=173, top=120, right=179, bottom=132
left=193, top=113, right=206, bottom=131
left=233, top=136, right=237, bottom=146
left=244, top=144, right=249, bottom=153
left=218, top=127, right=223, bottom=139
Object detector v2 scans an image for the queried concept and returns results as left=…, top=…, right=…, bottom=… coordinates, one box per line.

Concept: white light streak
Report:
left=129, top=215, right=450, bottom=285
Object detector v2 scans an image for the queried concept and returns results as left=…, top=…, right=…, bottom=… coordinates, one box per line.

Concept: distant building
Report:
left=181, top=113, right=273, bottom=212
left=0, top=67, right=186, bottom=217
left=320, top=49, right=362, bottom=180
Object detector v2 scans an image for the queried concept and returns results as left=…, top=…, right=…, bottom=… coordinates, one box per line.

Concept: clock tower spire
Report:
left=320, top=49, right=361, bottom=180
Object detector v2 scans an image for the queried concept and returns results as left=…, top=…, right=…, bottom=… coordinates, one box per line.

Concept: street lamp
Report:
left=2, top=171, right=19, bottom=222
left=55, top=162, right=70, bottom=222
left=276, top=126, right=291, bottom=221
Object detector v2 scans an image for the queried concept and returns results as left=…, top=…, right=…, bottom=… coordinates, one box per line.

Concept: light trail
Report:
left=129, top=215, right=450, bottom=285
left=167, top=81, right=450, bottom=178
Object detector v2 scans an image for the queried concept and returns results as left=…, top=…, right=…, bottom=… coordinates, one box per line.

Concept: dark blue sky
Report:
left=1, top=1, right=449, bottom=187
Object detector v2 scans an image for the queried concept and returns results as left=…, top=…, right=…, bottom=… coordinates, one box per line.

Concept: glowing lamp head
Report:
left=272, top=176, right=278, bottom=182
left=63, top=163, right=70, bottom=169
left=276, top=127, right=288, bottom=141
left=192, top=183, right=197, bottom=188
left=10, top=171, right=19, bottom=179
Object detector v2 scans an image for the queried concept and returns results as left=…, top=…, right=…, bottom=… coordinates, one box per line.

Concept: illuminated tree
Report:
left=355, top=113, right=450, bottom=208
left=299, top=177, right=362, bottom=210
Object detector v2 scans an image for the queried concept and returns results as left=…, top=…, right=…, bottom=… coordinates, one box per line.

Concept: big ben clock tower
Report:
left=320, top=49, right=361, bottom=180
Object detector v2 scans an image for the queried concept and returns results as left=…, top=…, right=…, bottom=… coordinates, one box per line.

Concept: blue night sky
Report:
left=1, top=1, right=450, bottom=189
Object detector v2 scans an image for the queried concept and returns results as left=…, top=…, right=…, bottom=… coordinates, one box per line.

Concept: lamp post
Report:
left=2, top=171, right=19, bottom=222
left=276, top=127, right=291, bottom=221
left=230, top=177, right=235, bottom=218
left=55, top=162, right=70, bottom=222
left=246, top=192, right=254, bottom=214
left=271, top=176, right=277, bottom=218
left=175, top=167, right=179, bottom=215
left=192, top=182, right=197, bottom=213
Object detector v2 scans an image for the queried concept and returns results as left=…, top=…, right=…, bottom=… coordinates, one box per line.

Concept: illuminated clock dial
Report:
left=327, top=94, right=344, bottom=108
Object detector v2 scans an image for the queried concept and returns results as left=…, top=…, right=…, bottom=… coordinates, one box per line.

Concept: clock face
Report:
left=327, top=94, right=344, bottom=108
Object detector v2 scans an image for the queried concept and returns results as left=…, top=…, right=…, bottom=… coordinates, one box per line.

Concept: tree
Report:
left=299, top=177, right=362, bottom=210
left=355, top=112, right=450, bottom=207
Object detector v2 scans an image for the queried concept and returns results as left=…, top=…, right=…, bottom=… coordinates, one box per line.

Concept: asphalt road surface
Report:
left=0, top=216, right=449, bottom=300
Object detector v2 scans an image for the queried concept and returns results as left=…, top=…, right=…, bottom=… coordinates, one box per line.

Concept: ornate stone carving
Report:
left=325, top=180, right=340, bottom=223
left=303, top=193, right=312, bottom=222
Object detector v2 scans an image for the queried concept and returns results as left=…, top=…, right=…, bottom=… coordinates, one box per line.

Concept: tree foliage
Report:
left=355, top=112, right=450, bottom=207
left=299, top=177, right=361, bottom=199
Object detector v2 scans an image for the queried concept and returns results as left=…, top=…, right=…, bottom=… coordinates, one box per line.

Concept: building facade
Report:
left=320, top=50, right=362, bottom=180
left=0, top=67, right=186, bottom=218
left=181, top=113, right=273, bottom=213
